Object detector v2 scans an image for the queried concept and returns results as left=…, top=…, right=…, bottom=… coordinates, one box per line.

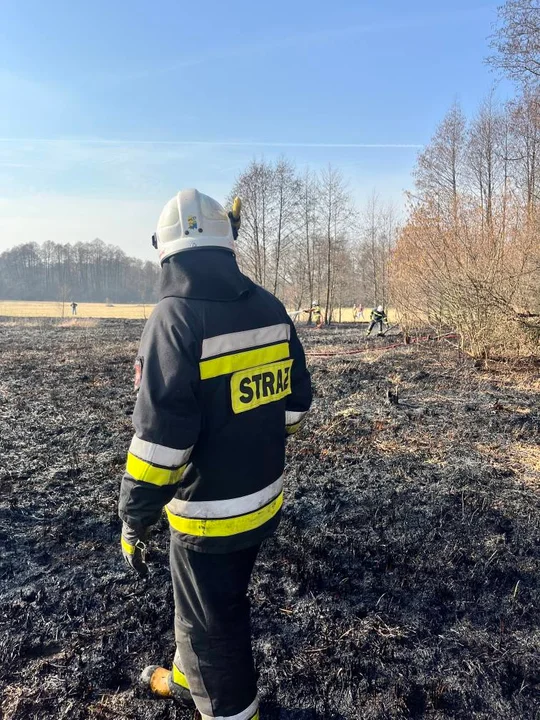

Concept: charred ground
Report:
left=0, top=319, right=539, bottom=720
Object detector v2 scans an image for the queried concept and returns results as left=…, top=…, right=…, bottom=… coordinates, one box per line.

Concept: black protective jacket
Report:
left=370, top=308, right=387, bottom=323
left=118, top=249, right=312, bottom=553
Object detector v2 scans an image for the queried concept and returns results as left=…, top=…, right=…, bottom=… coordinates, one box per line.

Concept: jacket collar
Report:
left=159, top=248, right=254, bottom=302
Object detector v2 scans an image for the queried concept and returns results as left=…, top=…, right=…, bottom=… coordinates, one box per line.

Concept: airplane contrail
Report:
left=0, top=138, right=423, bottom=149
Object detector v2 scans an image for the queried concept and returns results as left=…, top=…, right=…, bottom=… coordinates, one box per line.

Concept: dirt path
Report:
left=1, top=320, right=539, bottom=719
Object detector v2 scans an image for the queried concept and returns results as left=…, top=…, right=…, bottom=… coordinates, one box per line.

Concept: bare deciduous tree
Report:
left=488, top=0, right=540, bottom=83
left=466, top=96, right=506, bottom=228
left=318, top=165, right=354, bottom=324
left=414, top=102, right=466, bottom=223
left=392, top=95, right=540, bottom=359
left=230, top=159, right=363, bottom=323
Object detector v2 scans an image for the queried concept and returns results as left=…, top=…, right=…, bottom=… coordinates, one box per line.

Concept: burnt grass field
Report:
left=1, top=318, right=539, bottom=720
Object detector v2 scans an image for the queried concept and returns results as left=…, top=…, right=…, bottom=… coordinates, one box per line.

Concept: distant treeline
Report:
left=0, top=240, right=160, bottom=303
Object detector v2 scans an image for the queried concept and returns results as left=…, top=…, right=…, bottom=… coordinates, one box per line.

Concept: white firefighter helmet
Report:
left=312, top=300, right=319, bottom=306
left=377, top=305, right=384, bottom=312
left=152, top=189, right=235, bottom=264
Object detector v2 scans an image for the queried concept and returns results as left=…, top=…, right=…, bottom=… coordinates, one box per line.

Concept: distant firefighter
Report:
left=304, top=301, right=323, bottom=329
left=353, top=303, right=364, bottom=321
left=71, top=301, right=78, bottom=316
left=366, top=305, right=388, bottom=336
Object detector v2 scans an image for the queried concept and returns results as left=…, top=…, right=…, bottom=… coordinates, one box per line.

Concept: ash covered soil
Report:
left=1, top=318, right=539, bottom=720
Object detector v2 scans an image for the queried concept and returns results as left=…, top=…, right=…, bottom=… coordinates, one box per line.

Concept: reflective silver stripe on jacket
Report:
left=129, top=435, right=193, bottom=468
left=200, top=696, right=259, bottom=720
left=286, top=410, right=307, bottom=426
left=167, top=476, right=283, bottom=519
left=201, top=323, right=290, bottom=360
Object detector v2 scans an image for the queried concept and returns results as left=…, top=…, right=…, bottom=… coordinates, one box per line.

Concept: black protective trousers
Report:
left=367, top=319, right=384, bottom=335
left=170, top=535, right=261, bottom=720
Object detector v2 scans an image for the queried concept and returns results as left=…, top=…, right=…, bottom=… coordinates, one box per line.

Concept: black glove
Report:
left=121, top=522, right=149, bottom=578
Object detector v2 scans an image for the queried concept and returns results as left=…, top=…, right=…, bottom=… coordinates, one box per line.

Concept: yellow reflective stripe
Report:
left=167, top=476, right=283, bottom=519
left=126, top=453, right=186, bottom=487
left=172, top=664, right=189, bottom=689
left=166, top=492, right=283, bottom=537
left=129, top=436, right=192, bottom=467
left=286, top=422, right=302, bottom=435
left=121, top=536, right=135, bottom=555
left=202, top=323, right=290, bottom=360
left=199, top=342, right=290, bottom=380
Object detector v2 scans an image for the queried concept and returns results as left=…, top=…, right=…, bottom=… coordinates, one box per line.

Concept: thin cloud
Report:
left=0, top=162, right=37, bottom=168
left=0, top=138, right=422, bottom=149
left=90, top=23, right=388, bottom=82
left=96, top=6, right=491, bottom=82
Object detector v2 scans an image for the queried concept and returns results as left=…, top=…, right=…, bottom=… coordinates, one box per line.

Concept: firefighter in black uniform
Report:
left=304, top=301, right=323, bottom=328
left=118, top=189, right=312, bottom=720
left=366, top=305, right=388, bottom=336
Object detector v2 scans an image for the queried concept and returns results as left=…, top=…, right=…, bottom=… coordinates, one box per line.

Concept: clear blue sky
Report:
left=0, top=0, right=510, bottom=260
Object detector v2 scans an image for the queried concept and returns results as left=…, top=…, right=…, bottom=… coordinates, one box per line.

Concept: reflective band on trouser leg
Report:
left=166, top=492, right=283, bottom=537
left=172, top=663, right=190, bottom=690
left=125, top=452, right=187, bottom=487
left=120, top=536, right=135, bottom=555
left=199, top=697, right=259, bottom=720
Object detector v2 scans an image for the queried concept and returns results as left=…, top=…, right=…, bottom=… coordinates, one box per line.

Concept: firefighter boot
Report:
left=140, top=665, right=194, bottom=707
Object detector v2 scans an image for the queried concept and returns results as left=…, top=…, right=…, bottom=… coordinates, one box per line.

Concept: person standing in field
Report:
left=71, top=301, right=78, bottom=316
left=118, top=189, right=312, bottom=720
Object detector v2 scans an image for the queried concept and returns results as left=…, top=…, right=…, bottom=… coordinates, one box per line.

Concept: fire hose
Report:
left=305, top=333, right=458, bottom=358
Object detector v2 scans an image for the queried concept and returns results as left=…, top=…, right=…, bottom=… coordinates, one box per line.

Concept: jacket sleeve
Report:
left=118, top=300, right=202, bottom=533
left=285, top=319, right=312, bottom=435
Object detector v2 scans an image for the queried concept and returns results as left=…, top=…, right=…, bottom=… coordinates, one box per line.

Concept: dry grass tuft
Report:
left=57, top=318, right=99, bottom=328
left=1, top=685, right=24, bottom=720
left=87, top=693, right=133, bottom=717
left=511, top=443, right=540, bottom=489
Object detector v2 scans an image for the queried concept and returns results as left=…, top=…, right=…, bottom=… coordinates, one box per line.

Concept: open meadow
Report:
left=0, top=302, right=397, bottom=324
left=0, top=301, right=155, bottom=320
left=0, top=318, right=538, bottom=719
